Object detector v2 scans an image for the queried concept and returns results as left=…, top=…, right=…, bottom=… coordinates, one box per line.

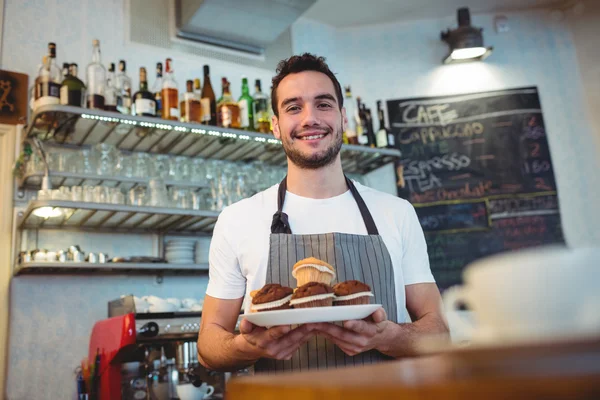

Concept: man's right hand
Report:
left=234, top=318, right=316, bottom=361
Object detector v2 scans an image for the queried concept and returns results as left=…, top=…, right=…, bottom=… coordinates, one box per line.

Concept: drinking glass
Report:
left=132, top=152, right=150, bottom=178
left=170, top=187, right=192, bottom=209
left=83, top=186, right=95, bottom=202
left=93, top=143, right=120, bottom=176
left=148, top=178, right=170, bottom=207
left=71, top=186, right=83, bottom=202
left=129, top=186, right=147, bottom=206
left=94, top=186, right=110, bottom=203
left=151, top=155, right=170, bottom=179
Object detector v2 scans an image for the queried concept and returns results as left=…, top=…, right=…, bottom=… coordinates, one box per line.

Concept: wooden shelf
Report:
left=26, top=104, right=401, bottom=175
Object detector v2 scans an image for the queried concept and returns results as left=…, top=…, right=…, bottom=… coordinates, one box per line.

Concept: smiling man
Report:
left=197, top=53, right=449, bottom=373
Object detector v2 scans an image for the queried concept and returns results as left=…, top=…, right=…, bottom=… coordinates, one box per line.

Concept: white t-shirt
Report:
left=205, top=181, right=435, bottom=322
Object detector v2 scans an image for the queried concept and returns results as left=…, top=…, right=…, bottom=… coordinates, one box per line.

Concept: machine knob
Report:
left=137, top=322, right=159, bottom=338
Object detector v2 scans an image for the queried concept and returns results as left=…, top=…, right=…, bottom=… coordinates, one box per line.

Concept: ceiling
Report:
left=302, top=0, right=571, bottom=28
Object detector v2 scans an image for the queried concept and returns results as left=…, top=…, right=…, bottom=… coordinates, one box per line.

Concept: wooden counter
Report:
left=226, top=337, right=600, bottom=400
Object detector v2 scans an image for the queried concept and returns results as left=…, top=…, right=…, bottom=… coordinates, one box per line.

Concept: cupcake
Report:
left=292, top=257, right=336, bottom=286
left=290, top=282, right=335, bottom=308
left=333, top=280, right=374, bottom=306
left=249, top=284, right=293, bottom=313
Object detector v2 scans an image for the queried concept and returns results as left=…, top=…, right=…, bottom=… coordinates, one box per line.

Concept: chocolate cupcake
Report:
left=250, top=283, right=293, bottom=313
left=290, top=282, right=335, bottom=308
left=333, top=280, right=374, bottom=306
left=292, top=257, right=336, bottom=286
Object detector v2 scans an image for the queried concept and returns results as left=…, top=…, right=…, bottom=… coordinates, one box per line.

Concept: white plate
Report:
left=242, top=304, right=382, bottom=327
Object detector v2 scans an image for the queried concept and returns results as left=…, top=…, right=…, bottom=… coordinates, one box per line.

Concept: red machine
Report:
left=88, top=313, right=137, bottom=400
left=84, top=296, right=226, bottom=399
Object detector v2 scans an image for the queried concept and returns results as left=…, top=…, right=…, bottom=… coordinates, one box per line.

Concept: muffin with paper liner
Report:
left=292, top=257, right=336, bottom=286
left=249, top=283, right=294, bottom=313
left=290, top=282, right=335, bottom=308
left=332, top=280, right=374, bottom=306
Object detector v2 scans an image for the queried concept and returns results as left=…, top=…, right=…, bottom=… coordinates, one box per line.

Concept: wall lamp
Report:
left=441, top=7, right=493, bottom=64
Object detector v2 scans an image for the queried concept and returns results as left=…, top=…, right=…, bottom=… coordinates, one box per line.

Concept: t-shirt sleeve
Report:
left=205, top=209, right=247, bottom=299
left=400, top=203, right=436, bottom=285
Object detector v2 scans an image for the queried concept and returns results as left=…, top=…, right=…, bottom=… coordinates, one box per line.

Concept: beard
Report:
left=282, top=124, right=344, bottom=170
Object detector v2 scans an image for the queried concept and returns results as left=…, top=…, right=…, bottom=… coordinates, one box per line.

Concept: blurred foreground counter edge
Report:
left=226, top=337, right=600, bottom=400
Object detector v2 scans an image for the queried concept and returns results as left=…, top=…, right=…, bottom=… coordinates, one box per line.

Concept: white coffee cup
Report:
left=443, top=245, right=600, bottom=344
left=176, top=382, right=215, bottom=400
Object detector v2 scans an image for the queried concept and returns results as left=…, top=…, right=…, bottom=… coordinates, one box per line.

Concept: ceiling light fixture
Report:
left=441, top=8, right=493, bottom=64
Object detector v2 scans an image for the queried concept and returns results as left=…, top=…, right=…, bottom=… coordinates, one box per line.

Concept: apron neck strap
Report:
left=271, top=175, right=379, bottom=235
left=344, top=176, right=379, bottom=235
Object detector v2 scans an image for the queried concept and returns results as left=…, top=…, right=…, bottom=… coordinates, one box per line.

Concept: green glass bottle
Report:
left=60, top=63, right=86, bottom=107
left=238, top=77, right=254, bottom=130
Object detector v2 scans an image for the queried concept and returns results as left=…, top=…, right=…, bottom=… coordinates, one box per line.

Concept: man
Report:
left=197, top=53, right=449, bottom=373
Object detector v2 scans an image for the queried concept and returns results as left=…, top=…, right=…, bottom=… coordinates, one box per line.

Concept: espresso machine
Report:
left=86, top=296, right=232, bottom=400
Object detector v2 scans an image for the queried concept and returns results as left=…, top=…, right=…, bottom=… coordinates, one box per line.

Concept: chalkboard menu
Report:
left=387, top=87, right=564, bottom=290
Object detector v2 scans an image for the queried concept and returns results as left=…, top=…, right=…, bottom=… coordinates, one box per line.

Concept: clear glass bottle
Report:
left=104, top=63, right=117, bottom=112
left=133, top=67, right=156, bottom=117
left=217, top=78, right=240, bottom=128
left=152, top=62, right=163, bottom=117
left=60, top=63, right=86, bottom=107
left=238, top=77, right=254, bottom=130
left=86, top=39, right=106, bottom=109
left=180, top=79, right=201, bottom=123
left=33, top=43, right=61, bottom=111
left=375, top=100, right=395, bottom=149
left=161, top=58, right=179, bottom=120
left=200, top=65, right=216, bottom=125
left=253, top=79, right=270, bottom=133
left=116, top=60, right=132, bottom=114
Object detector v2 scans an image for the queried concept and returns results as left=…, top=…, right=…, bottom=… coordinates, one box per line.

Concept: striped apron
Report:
left=254, top=176, right=398, bottom=373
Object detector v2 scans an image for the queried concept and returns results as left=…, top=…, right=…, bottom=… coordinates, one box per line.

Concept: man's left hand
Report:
left=308, top=307, right=393, bottom=356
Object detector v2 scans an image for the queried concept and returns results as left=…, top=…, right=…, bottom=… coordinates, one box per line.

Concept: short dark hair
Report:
left=271, top=53, right=343, bottom=117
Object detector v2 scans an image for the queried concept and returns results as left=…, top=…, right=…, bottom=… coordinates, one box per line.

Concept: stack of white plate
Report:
left=165, top=239, right=195, bottom=264
left=195, top=238, right=211, bottom=264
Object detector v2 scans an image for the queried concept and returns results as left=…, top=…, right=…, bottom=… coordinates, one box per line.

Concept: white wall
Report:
left=292, top=10, right=600, bottom=246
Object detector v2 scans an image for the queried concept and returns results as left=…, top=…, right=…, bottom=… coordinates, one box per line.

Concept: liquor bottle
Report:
left=33, top=43, right=61, bottom=111
left=133, top=67, right=156, bottom=117
left=61, top=63, right=69, bottom=81
left=60, top=63, right=86, bottom=107
left=161, top=58, right=179, bottom=120
left=343, top=86, right=358, bottom=145
left=355, top=97, right=368, bottom=146
left=152, top=62, right=163, bottom=116
left=376, top=100, right=395, bottom=149
left=238, top=77, right=254, bottom=130
left=180, top=79, right=201, bottom=123
left=363, top=104, right=377, bottom=148
left=200, top=65, right=216, bottom=125
left=116, top=60, right=132, bottom=114
left=86, top=39, right=106, bottom=109
left=193, top=78, right=201, bottom=97
left=104, top=63, right=118, bottom=112
left=217, top=78, right=240, bottom=128
left=253, top=79, right=270, bottom=133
